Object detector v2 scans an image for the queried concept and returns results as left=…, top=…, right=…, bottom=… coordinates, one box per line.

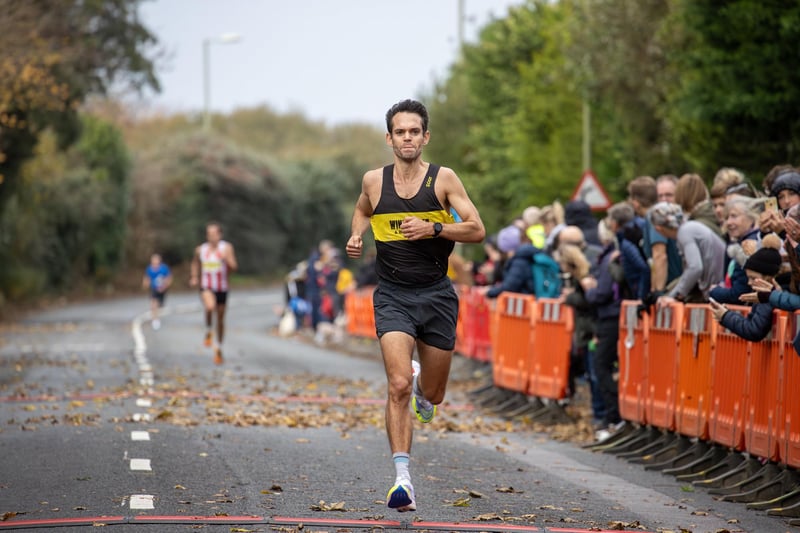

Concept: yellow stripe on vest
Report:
left=371, top=210, right=455, bottom=242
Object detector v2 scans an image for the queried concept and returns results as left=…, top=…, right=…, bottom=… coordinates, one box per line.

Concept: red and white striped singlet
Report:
left=199, top=241, right=230, bottom=292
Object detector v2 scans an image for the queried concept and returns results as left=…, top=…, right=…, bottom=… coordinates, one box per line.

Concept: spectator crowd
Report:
left=472, top=165, right=800, bottom=441
left=281, top=165, right=800, bottom=442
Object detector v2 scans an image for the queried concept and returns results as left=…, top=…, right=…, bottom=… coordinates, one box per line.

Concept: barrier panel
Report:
left=455, top=288, right=493, bottom=363
left=344, top=287, right=376, bottom=339
left=491, top=293, right=536, bottom=393
left=618, top=300, right=648, bottom=425
left=526, top=298, right=573, bottom=400
left=468, top=289, right=493, bottom=363
left=454, top=285, right=470, bottom=358
left=708, top=304, right=751, bottom=451
left=782, top=311, right=800, bottom=468
left=645, top=303, right=682, bottom=432
left=744, top=310, right=786, bottom=462
left=675, top=304, right=714, bottom=440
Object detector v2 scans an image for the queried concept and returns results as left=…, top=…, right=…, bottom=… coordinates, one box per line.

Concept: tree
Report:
left=0, top=0, right=160, bottom=209
left=662, top=0, right=800, bottom=180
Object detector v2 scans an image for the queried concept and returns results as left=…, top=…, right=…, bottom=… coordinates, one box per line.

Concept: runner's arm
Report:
left=225, top=244, right=238, bottom=272
left=189, top=247, right=201, bottom=287
left=346, top=171, right=377, bottom=258
left=437, top=167, right=485, bottom=244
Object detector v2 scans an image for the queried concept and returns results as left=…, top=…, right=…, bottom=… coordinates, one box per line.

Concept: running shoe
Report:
left=213, top=347, right=224, bottom=365
left=203, top=331, right=213, bottom=347
left=386, top=482, right=416, bottom=512
left=411, top=360, right=436, bottom=423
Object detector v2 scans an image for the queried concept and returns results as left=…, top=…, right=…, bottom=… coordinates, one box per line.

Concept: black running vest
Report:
left=370, top=164, right=455, bottom=286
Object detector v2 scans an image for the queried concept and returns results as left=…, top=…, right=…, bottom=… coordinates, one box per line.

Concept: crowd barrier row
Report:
left=343, top=285, right=799, bottom=468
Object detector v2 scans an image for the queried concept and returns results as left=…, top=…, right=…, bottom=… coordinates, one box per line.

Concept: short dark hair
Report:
left=385, top=99, right=429, bottom=133
left=627, top=176, right=658, bottom=208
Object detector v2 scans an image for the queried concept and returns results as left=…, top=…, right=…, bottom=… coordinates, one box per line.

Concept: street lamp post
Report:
left=202, top=32, right=241, bottom=131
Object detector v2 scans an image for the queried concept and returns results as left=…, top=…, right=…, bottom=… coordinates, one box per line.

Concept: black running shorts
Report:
left=372, top=277, right=459, bottom=351
left=200, top=289, right=228, bottom=305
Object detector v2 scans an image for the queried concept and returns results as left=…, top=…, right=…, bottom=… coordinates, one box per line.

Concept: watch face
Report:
left=434, top=222, right=443, bottom=235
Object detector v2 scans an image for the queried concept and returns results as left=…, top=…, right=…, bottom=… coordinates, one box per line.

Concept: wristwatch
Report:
left=432, top=222, right=443, bottom=237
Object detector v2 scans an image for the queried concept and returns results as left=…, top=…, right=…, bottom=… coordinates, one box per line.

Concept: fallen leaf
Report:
left=452, top=496, right=471, bottom=507
left=174, top=485, right=186, bottom=490
left=310, top=500, right=347, bottom=512
left=473, top=513, right=502, bottom=521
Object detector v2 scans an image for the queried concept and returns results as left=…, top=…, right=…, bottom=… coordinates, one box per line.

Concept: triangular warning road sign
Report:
left=570, top=170, right=612, bottom=211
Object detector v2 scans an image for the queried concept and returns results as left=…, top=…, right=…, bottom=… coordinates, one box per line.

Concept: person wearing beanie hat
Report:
left=496, top=225, right=522, bottom=254
left=760, top=170, right=800, bottom=237
left=483, top=225, right=545, bottom=299
left=709, top=233, right=782, bottom=341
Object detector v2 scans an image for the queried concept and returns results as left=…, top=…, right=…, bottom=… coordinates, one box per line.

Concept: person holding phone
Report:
left=759, top=170, right=800, bottom=236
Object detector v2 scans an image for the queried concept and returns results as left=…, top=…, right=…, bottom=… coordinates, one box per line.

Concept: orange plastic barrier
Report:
left=455, top=288, right=493, bottom=363
left=527, top=298, right=573, bottom=400
left=344, top=287, right=376, bottom=339
left=618, top=300, right=648, bottom=425
left=454, top=285, right=471, bottom=357
left=708, top=304, right=751, bottom=451
left=675, top=304, right=714, bottom=439
left=645, top=303, right=682, bottom=431
left=744, top=310, right=786, bottom=462
left=468, top=290, right=493, bottom=363
left=491, top=293, right=536, bottom=393
left=782, top=311, right=800, bottom=468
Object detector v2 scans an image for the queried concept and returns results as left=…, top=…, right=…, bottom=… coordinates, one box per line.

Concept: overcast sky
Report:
left=138, top=0, right=525, bottom=128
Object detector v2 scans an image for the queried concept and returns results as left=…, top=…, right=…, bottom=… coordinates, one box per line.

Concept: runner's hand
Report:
left=400, top=216, right=433, bottom=241
left=346, top=235, right=363, bottom=258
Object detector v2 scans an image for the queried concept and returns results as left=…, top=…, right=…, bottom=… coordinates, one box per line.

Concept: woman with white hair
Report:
left=709, top=196, right=764, bottom=304
left=648, top=202, right=726, bottom=304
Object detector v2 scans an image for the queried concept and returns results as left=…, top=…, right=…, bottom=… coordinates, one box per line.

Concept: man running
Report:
left=190, top=221, right=238, bottom=365
left=346, top=99, right=485, bottom=512
left=142, top=253, right=172, bottom=330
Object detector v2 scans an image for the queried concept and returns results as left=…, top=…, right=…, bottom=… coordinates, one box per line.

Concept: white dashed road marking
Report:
left=129, top=494, right=155, bottom=510
left=131, top=431, right=150, bottom=441
left=130, top=458, right=152, bottom=471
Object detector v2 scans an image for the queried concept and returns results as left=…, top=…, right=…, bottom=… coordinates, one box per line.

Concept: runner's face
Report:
left=207, top=225, right=221, bottom=245
left=386, top=112, right=429, bottom=162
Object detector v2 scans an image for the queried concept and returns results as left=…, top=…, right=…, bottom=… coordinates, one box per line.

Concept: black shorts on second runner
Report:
left=372, top=277, right=459, bottom=351
left=201, top=289, right=228, bottom=305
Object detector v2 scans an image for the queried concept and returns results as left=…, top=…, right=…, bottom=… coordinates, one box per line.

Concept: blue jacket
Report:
left=585, top=243, right=622, bottom=321
left=616, top=225, right=650, bottom=301
left=486, top=244, right=539, bottom=298
left=719, top=302, right=774, bottom=342
left=768, top=289, right=800, bottom=312
left=710, top=228, right=760, bottom=305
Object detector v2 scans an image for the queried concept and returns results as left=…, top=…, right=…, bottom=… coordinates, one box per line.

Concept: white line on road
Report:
left=132, top=413, right=151, bottom=422
left=136, top=398, right=152, bottom=407
left=130, top=458, right=152, bottom=471
left=131, top=431, right=150, bottom=441
left=129, top=494, right=155, bottom=509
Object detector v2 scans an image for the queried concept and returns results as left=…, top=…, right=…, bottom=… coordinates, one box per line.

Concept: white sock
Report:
left=393, top=452, right=410, bottom=484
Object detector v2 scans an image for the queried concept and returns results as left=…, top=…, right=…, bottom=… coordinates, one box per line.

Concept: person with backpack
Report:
left=606, top=202, right=650, bottom=301
left=483, top=225, right=562, bottom=299
left=581, top=218, right=625, bottom=441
